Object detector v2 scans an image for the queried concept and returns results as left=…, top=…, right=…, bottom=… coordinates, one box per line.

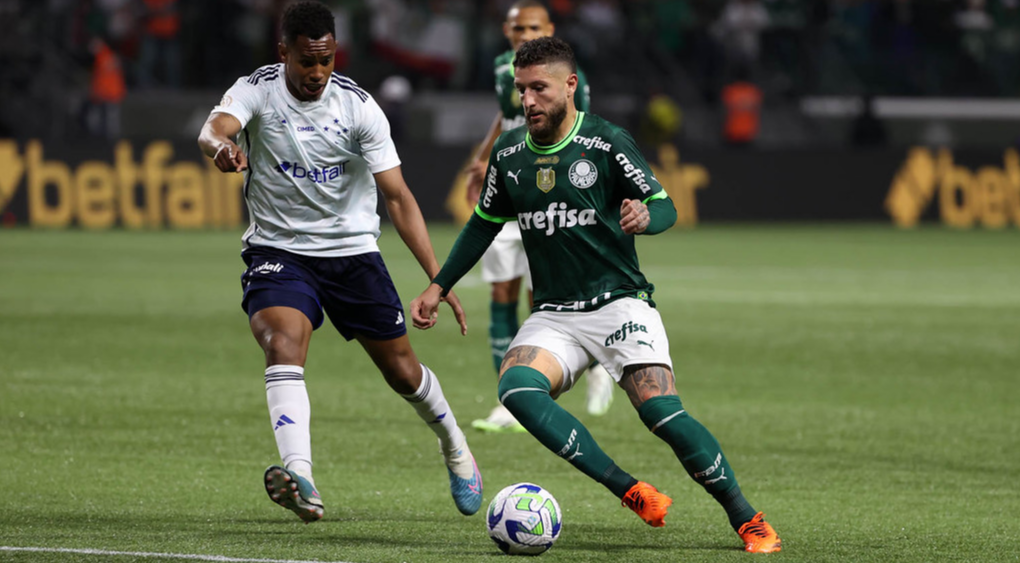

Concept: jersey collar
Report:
left=526, top=111, right=585, bottom=154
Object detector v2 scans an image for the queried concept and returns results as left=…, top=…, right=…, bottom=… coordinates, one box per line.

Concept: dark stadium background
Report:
left=3, top=0, right=1019, bottom=228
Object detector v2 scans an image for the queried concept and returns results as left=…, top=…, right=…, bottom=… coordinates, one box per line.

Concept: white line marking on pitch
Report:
left=0, top=546, right=355, bottom=563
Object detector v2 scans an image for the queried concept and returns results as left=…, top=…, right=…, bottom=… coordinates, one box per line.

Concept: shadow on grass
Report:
left=555, top=522, right=742, bottom=554
left=2, top=511, right=747, bottom=557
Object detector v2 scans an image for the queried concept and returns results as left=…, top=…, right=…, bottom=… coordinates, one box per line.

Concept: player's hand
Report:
left=410, top=284, right=444, bottom=330
left=213, top=142, right=248, bottom=173
left=620, top=198, right=650, bottom=234
left=465, top=160, right=486, bottom=206
left=441, top=290, right=468, bottom=336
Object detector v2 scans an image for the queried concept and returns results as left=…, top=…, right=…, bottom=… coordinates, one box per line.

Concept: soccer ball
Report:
left=486, top=482, right=562, bottom=555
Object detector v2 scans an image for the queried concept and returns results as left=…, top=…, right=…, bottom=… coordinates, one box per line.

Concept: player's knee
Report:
left=497, top=366, right=551, bottom=409
left=380, top=360, right=421, bottom=394
left=258, top=329, right=306, bottom=364
left=637, top=395, right=687, bottom=432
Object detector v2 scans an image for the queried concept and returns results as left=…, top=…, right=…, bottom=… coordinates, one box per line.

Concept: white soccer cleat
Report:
left=585, top=363, right=614, bottom=416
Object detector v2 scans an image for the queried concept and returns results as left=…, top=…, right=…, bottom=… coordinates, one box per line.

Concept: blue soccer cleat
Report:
left=264, top=465, right=324, bottom=523
left=442, top=441, right=483, bottom=515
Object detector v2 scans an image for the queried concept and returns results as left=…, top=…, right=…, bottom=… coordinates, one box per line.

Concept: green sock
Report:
left=489, top=301, right=519, bottom=373
left=638, top=395, right=757, bottom=530
left=499, top=366, right=637, bottom=498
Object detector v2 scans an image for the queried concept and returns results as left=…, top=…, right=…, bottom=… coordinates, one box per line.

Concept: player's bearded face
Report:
left=279, top=34, right=337, bottom=102
left=527, top=96, right=567, bottom=141
left=518, top=63, right=575, bottom=143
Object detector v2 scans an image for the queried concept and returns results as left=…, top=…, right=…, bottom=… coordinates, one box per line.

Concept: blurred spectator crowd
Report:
left=3, top=0, right=1020, bottom=139
left=7, top=0, right=1019, bottom=94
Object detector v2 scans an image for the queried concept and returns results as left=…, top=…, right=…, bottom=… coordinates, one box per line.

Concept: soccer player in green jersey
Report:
left=412, top=36, right=781, bottom=553
left=465, top=0, right=614, bottom=435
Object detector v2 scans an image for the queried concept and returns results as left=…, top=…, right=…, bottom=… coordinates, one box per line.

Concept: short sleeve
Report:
left=211, top=76, right=264, bottom=129
left=610, top=128, right=665, bottom=202
left=475, top=143, right=516, bottom=223
left=353, top=95, right=402, bottom=174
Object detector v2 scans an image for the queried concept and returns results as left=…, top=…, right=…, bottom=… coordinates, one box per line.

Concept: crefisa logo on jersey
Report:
left=275, top=161, right=346, bottom=183
left=569, top=159, right=597, bottom=189
left=615, top=153, right=652, bottom=194
left=518, top=202, right=597, bottom=236
left=603, top=320, right=649, bottom=348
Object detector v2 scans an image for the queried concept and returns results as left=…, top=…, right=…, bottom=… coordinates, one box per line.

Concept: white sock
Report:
left=265, top=365, right=313, bottom=482
left=401, top=363, right=466, bottom=456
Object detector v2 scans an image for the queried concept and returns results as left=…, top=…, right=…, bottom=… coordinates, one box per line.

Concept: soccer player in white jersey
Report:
left=197, top=0, right=482, bottom=523
left=464, top=0, right=614, bottom=435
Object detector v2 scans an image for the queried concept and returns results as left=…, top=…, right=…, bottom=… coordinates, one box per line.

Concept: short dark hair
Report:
left=513, top=36, right=576, bottom=74
left=281, top=1, right=335, bottom=45
left=509, top=0, right=547, bottom=12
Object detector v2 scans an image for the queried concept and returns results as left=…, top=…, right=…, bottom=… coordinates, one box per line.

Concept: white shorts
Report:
left=508, top=298, right=672, bottom=395
left=482, top=222, right=531, bottom=288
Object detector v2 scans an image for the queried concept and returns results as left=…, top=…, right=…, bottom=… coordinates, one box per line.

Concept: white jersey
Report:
left=212, top=63, right=401, bottom=257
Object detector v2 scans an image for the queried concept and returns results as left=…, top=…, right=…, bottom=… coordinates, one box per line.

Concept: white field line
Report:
left=0, top=546, right=355, bottom=563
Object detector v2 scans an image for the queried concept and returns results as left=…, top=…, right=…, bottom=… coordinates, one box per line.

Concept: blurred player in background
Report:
left=413, top=37, right=781, bottom=553
left=197, top=0, right=482, bottom=523
left=465, top=0, right=614, bottom=434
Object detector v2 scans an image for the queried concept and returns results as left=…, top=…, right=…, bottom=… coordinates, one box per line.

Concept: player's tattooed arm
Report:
left=620, top=364, right=677, bottom=408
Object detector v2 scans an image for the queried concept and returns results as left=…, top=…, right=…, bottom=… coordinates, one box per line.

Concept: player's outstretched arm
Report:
left=198, top=113, right=247, bottom=173
left=413, top=213, right=504, bottom=331
left=376, top=166, right=468, bottom=335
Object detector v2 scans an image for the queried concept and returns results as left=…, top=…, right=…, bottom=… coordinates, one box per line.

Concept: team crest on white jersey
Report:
left=537, top=167, right=556, bottom=193
left=569, top=159, right=597, bottom=189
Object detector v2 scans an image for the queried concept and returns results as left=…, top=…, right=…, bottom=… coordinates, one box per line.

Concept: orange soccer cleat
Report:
left=621, top=481, right=673, bottom=527
left=737, top=512, right=782, bottom=553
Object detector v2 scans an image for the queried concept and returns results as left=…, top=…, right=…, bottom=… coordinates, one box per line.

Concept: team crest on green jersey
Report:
left=569, top=159, right=598, bottom=189
left=537, top=167, right=556, bottom=192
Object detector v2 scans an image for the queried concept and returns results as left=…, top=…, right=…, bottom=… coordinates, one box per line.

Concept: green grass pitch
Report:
left=1, top=224, right=1017, bottom=563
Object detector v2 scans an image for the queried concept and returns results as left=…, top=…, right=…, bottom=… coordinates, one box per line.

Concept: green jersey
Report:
left=494, top=49, right=591, bottom=132
left=477, top=112, right=670, bottom=312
